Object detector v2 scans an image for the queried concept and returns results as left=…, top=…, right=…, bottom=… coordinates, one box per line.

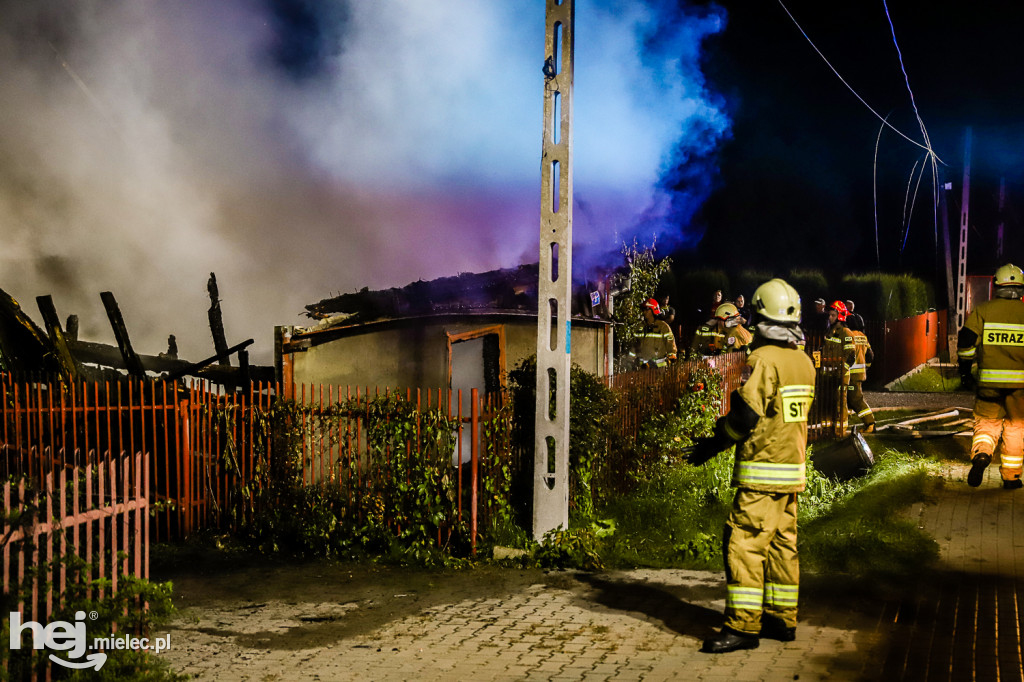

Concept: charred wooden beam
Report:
left=207, top=273, right=230, bottom=366
left=0, top=287, right=61, bottom=375
left=165, top=338, right=254, bottom=381
left=35, top=295, right=81, bottom=382
left=68, top=338, right=272, bottom=384
left=65, top=315, right=79, bottom=342
left=99, top=291, right=146, bottom=380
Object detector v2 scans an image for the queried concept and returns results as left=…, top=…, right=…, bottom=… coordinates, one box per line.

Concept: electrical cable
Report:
left=902, top=153, right=930, bottom=256
left=775, top=0, right=934, bottom=155
left=872, top=114, right=890, bottom=269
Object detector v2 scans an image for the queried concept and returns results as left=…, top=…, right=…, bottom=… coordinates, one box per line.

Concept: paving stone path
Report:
left=155, top=430, right=1024, bottom=681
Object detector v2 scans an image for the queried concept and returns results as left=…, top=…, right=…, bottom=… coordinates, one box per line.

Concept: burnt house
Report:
left=276, top=264, right=614, bottom=413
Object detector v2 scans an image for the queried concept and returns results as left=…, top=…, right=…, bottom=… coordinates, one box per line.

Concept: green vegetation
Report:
left=241, top=394, right=473, bottom=567
left=661, top=266, right=937, bottom=323
left=668, top=266, right=729, bottom=316
left=786, top=269, right=830, bottom=308
left=612, top=240, right=673, bottom=352
left=598, top=448, right=735, bottom=569
left=887, top=364, right=963, bottom=392
left=799, top=448, right=941, bottom=579
left=592, top=444, right=941, bottom=579
left=841, top=272, right=935, bottom=319
left=1, top=553, right=180, bottom=681
left=506, top=355, right=619, bottom=527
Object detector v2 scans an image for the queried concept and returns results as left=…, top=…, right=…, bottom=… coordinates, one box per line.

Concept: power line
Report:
left=775, top=0, right=936, bottom=157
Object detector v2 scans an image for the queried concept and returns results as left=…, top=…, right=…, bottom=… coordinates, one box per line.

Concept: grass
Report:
left=596, top=449, right=736, bottom=570
left=799, top=447, right=942, bottom=580
left=886, top=365, right=963, bottom=392
left=594, top=445, right=943, bottom=581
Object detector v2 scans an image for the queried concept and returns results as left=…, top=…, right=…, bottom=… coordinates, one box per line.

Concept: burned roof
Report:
left=305, top=264, right=609, bottom=324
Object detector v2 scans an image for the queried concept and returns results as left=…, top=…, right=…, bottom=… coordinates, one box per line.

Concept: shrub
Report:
left=786, top=269, right=830, bottom=308
left=732, top=270, right=774, bottom=302
left=841, top=272, right=935, bottom=319
left=507, top=356, right=619, bottom=526
left=669, top=266, right=730, bottom=321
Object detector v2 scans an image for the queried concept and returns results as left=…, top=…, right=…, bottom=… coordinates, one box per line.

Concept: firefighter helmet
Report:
left=830, top=300, right=848, bottom=321
left=995, top=264, right=1024, bottom=286
left=751, top=278, right=801, bottom=323
left=715, top=303, right=739, bottom=320
left=645, top=298, right=661, bottom=315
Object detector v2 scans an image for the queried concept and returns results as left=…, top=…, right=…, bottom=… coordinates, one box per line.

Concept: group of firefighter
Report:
left=628, top=265, right=1024, bottom=654
left=630, top=290, right=878, bottom=433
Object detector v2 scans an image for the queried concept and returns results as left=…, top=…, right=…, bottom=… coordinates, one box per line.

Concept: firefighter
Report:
left=824, top=301, right=857, bottom=430
left=958, top=264, right=1024, bottom=489
left=846, top=315, right=875, bottom=433
left=628, top=298, right=678, bottom=369
left=690, top=304, right=752, bottom=356
left=687, top=278, right=816, bottom=653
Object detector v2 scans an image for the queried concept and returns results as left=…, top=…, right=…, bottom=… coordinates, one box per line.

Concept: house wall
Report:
left=286, top=316, right=608, bottom=393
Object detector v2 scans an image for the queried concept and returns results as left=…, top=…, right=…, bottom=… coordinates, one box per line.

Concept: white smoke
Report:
left=0, top=0, right=728, bottom=365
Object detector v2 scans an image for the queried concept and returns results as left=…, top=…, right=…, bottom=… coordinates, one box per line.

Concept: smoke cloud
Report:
left=0, top=0, right=728, bottom=364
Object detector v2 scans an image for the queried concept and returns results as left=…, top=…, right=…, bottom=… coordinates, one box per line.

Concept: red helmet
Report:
left=645, top=298, right=661, bottom=315
left=830, top=300, right=848, bottom=321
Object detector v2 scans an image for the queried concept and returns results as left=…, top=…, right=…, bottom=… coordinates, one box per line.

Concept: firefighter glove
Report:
left=686, top=418, right=734, bottom=466
left=686, top=437, right=722, bottom=466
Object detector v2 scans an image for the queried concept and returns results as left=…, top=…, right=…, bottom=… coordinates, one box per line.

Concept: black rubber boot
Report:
left=701, top=627, right=759, bottom=654
left=760, top=614, right=796, bottom=642
left=968, top=454, right=991, bottom=487
left=1004, top=479, right=1023, bottom=490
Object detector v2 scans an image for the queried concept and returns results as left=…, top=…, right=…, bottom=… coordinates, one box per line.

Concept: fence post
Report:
left=179, top=399, right=192, bottom=537
left=470, top=388, right=479, bottom=557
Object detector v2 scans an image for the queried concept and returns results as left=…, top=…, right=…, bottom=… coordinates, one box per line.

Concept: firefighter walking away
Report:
left=958, top=264, right=1024, bottom=489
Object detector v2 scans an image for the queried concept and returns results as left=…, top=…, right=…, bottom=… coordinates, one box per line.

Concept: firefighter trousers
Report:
left=973, top=388, right=1024, bottom=482
left=847, top=380, right=874, bottom=426
left=722, top=490, right=799, bottom=635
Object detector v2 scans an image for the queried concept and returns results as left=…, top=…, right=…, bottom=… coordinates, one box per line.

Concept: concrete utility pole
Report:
left=533, top=0, right=574, bottom=541
left=955, top=127, right=972, bottom=332
left=940, top=177, right=956, bottom=359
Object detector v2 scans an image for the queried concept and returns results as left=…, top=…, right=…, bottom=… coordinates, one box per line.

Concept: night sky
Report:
left=0, top=1, right=1020, bottom=363
left=685, top=0, right=1024, bottom=290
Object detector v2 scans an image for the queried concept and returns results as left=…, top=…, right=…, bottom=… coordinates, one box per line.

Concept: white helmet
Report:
left=752, top=278, right=801, bottom=323
left=995, top=264, right=1024, bottom=287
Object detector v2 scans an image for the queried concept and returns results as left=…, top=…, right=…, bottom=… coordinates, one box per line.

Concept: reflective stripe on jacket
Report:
left=732, top=344, right=817, bottom=493
left=958, top=299, right=1024, bottom=389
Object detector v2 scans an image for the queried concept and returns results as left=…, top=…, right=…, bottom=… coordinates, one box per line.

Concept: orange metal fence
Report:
left=0, top=376, right=506, bottom=553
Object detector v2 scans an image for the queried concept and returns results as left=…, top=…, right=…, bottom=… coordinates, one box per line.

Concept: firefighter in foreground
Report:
left=689, top=303, right=753, bottom=356
left=845, top=311, right=875, bottom=433
left=687, top=278, right=816, bottom=653
left=627, top=298, right=678, bottom=369
left=958, top=264, right=1024, bottom=489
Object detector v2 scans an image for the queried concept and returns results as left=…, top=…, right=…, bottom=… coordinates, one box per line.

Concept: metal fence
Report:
left=0, top=376, right=507, bottom=554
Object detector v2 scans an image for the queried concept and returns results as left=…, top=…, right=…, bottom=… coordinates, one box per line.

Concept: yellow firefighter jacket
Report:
left=849, top=330, right=873, bottom=382
left=730, top=343, right=817, bottom=493
left=958, top=297, right=1024, bottom=388
left=824, top=321, right=856, bottom=384
left=631, top=319, right=677, bottom=368
left=690, top=320, right=751, bottom=356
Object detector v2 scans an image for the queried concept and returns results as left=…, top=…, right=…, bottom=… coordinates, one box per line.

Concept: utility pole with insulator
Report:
left=533, top=0, right=574, bottom=541
left=955, top=127, right=972, bottom=331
